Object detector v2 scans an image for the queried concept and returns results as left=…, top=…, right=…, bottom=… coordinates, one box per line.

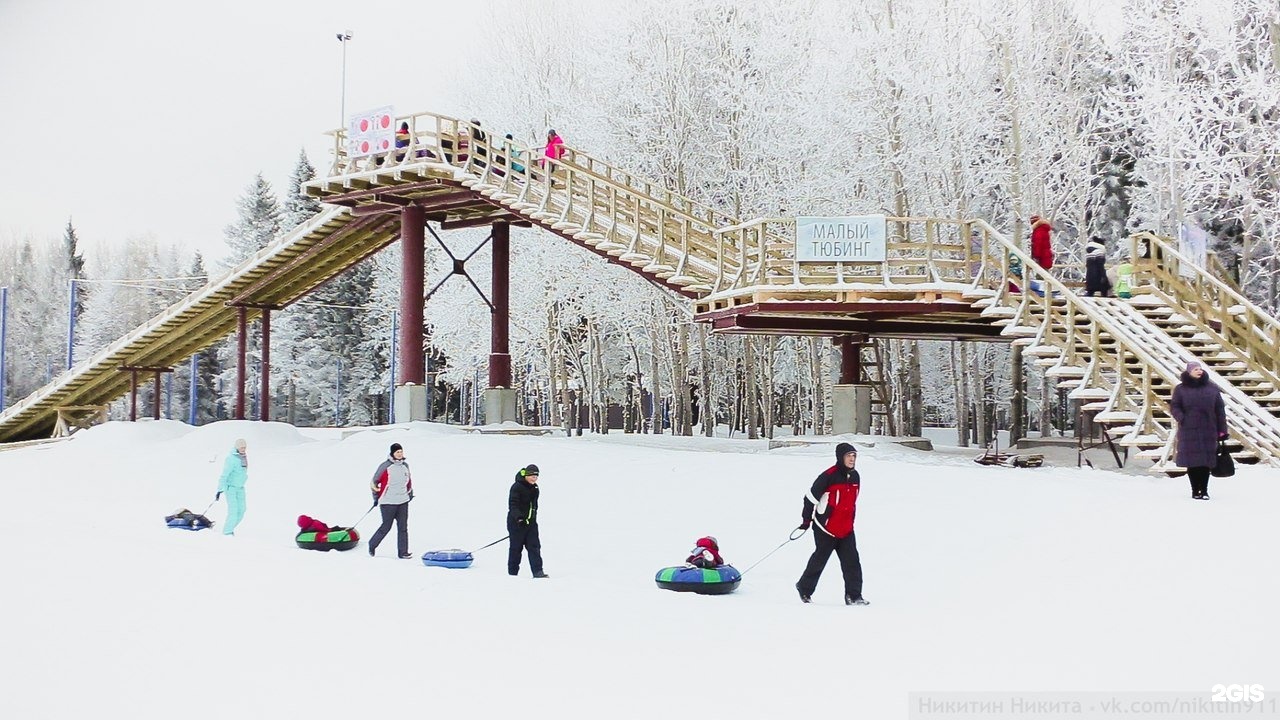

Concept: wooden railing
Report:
left=1129, top=231, right=1280, bottom=382
left=326, top=111, right=744, bottom=294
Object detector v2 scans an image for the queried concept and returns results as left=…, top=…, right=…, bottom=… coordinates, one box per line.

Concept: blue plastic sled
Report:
left=421, top=549, right=474, bottom=569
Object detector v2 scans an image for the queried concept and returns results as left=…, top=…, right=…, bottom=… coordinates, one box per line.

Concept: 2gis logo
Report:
left=1211, top=684, right=1265, bottom=702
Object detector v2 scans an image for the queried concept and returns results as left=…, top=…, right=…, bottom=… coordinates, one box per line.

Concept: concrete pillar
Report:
left=393, top=384, right=430, bottom=423
left=832, top=384, right=872, bottom=435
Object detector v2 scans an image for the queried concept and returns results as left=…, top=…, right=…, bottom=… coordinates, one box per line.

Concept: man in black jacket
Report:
left=508, top=464, right=548, bottom=578
left=796, top=442, right=868, bottom=605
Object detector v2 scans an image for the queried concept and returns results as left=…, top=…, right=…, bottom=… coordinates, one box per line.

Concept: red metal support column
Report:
left=489, top=222, right=511, bottom=388
left=839, top=336, right=863, bottom=384
left=400, top=206, right=426, bottom=384
left=260, top=309, right=271, bottom=422
left=235, top=306, right=247, bottom=420
left=152, top=371, right=162, bottom=420
left=129, top=370, right=138, bottom=421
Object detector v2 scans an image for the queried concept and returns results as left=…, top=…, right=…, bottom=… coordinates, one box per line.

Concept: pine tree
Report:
left=222, top=174, right=281, bottom=265
left=282, top=149, right=322, bottom=232
left=217, top=174, right=282, bottom=415
left=62, top=217, right=87, bottom=310
left=172, top=253, right=223, bottom=423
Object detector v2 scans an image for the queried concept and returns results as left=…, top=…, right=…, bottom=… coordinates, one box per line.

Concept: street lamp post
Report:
left=66, top=278, right=78, bottom=370
left=336, top=30, right=353, bottom=131
left=0, top=286, right=8, bottom=411
left=388, top=310, right=397, bottom=423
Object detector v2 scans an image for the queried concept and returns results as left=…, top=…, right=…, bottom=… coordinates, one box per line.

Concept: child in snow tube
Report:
left=686, top=536, right=724, bottom=569
left=166, top=508, right=213, bottom=531
left=656, top=536, right=741, bottom=594
left=295, top=515, right=360, bottom=551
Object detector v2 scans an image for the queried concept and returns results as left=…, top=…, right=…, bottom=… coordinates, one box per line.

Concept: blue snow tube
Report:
left=165, top=509, right=213, bottom=531
left=421, top=549, right=474, bottom=569
left=655, top=565, right=742, bottom=595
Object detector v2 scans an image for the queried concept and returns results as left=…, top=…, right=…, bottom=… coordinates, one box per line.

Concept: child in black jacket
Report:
left=508, top=464, right=548, bottom=578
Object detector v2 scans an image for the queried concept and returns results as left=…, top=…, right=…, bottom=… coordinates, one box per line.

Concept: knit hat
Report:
left=1185, top=360, right=1203, bottom=373
left=835, top=442, right=857, bottom=462
left=389, top=443, right=403, bottom=456
left=234, top=438, right=246, bottom=450
left=522, top=463, right=540, bottom=476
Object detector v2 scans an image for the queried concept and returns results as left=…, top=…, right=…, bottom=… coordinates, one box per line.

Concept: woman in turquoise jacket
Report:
left=216, top=439, right=249, bottom=536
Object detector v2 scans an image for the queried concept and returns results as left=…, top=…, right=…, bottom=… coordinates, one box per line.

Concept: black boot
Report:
left=796, top=582, right=812, bottom=604
left=845, top=593, right=870, bottom=606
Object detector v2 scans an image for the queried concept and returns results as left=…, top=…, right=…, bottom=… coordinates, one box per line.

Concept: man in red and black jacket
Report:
left=796, top=442, right=868, bottom=605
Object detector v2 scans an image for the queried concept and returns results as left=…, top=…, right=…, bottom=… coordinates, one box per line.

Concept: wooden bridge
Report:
left=1, top=110, right=1278, bottom=472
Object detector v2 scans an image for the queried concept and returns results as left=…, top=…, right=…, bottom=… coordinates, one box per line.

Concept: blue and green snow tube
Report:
left=655, top=565, right=741, bottom=595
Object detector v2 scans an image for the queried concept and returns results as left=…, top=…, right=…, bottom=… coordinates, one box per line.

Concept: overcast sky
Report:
left=0, top=0, right=475, bottom=260
left=1, top=0, right=1130, bottom=263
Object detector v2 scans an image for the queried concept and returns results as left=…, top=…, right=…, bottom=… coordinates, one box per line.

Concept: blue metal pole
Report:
left=0, top=286, right=7, bottom=411
left=335, top=357, right=343, bottom=425
left=188, top=354, right=198, bottom=425
left=66, top=279, right=77, bottom=370
left=389, top=310, right=398, bottom=423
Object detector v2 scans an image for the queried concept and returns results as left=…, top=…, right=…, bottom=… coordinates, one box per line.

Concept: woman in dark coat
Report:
left=1084, top=238, right=1112, bottom=297
left=1170, top=360, right=1228, bottom=499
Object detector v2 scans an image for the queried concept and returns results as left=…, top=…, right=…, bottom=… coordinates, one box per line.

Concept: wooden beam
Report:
left=351, top=203, right=402, bottom=217
left=440, top=214, right=524, bottom=230
left=227, top=214, right=390, bottom=306
left=320, top=180, right=448, bottom=205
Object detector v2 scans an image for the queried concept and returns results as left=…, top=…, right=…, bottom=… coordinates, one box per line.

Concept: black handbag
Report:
left=1212, top=441, right=1235, bottom=478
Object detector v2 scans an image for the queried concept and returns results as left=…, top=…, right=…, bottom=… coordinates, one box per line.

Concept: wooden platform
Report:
left=697, top=300, right=1004, bottom=340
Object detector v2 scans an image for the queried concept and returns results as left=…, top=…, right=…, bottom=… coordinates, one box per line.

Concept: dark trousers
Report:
left=1187, top=466, right=1211, bottom=496
left=508, top=521, right=543, bottom=575
left=797, top=529, right=863, bottom=598
left=370, top=502, right=409, bottom=556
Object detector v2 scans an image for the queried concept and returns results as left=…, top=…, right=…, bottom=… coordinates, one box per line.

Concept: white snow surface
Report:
left=2, top=420, right=1277, bottom=718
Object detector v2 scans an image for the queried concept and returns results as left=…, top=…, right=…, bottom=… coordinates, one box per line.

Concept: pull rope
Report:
left=739, top=526, right=807, bottom=576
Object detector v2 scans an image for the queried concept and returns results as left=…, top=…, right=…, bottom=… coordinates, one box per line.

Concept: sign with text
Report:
left=795, top=215, right=887, bottom=262
left=347, top=105, right=396, bottom=158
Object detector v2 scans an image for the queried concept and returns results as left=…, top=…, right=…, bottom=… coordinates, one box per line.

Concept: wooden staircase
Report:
left=964, top=220, right=1280, bottom=471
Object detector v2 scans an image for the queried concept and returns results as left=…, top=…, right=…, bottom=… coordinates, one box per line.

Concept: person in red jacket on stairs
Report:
left=796, top=442, right=869, bottom=606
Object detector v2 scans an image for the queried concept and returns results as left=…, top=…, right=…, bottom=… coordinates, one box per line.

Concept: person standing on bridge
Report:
left=1171, top=360, right=1228, bottom=500
left=1030, top=215, right=1054, bottom=270
left=215, top=439, right=249, bottom=536
left=542, top=129, right=565, bottom=170
left=796, top=442, right=867, bottom=606
left=1084, top=237, right=1112, bottom=297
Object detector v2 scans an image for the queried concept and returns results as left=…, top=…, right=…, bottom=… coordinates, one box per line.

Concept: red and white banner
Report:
left=347, top=106, right=396, bottom=158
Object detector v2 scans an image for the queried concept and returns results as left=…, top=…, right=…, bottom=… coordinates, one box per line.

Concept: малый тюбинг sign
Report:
left=795, top=216, right=887, bottom=262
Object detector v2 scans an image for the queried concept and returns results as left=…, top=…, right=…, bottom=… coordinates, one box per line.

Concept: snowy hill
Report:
left=2, top=421, right=1276, bottom=718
